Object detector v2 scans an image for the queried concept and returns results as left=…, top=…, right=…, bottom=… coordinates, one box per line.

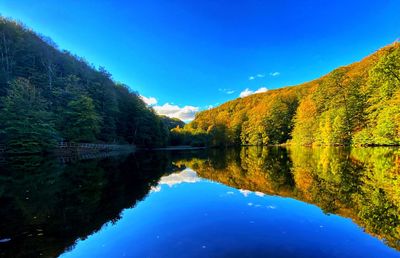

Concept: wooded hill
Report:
left=1, top=16, right=398, bottom=152
left=176, top=42, right=400, bottom=147
left=0, top=17, right=182, bottom=153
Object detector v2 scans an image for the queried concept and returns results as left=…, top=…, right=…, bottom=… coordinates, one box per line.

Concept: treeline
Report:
left=0, top=17, right=181, bottom=153
left=176, top=42, right=400, bottom=147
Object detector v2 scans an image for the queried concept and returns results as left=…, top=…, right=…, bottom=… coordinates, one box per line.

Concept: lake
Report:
left=0, top=147, right=399, bottom=258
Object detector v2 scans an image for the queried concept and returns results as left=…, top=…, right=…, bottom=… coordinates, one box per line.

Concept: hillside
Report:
left=0, top=17, right=174, bottom=153
left=160, top=115, right=185, bottom=130
left=0, top=15, right=398, bottom=152
left=178, top=42, right=400, bottom=146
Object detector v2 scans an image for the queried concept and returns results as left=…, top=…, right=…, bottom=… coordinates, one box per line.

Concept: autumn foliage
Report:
left=176, top=42, right=400, bottom=147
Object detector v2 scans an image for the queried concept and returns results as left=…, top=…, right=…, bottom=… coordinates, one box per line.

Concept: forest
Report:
left=175, top=42, right=400, bottom=147
left=0, top=17, right=183, bottom=153
left=1, top=16, right=400, bottom=153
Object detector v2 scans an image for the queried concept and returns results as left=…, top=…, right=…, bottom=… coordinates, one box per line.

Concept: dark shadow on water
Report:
left=0, top=147, right=399, bottom=257
left=0, top=151, right=188, bottom=257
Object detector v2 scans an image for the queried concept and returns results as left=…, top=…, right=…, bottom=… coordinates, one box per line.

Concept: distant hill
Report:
left=0, top=17, right=170, bottom=153
left=179, top=42, right=400, bottom=146
left=160, top=115, right=185, bottom=130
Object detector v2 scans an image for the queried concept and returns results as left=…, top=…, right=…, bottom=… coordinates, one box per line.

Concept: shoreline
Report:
left=149, top=146, right=207, bottom=151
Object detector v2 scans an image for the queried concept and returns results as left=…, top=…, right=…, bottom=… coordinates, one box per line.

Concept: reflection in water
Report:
left=0, top=152, right=184, bottom=257
left=180, top=147, right=400, bottom=251
left=158, top=168, right=200, bottom=187
left=150, top=168, right=199, bottom=193
left=0, top=147, right=399, bottom=257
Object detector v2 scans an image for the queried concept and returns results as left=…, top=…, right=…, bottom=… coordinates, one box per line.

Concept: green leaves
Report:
left=0, top=78, right=57, bottom=153
left=62, top=95, right=101, bottom=142
left=0, top=18, right=172, bottom=149
left=368, top=46, right=400, bottom=102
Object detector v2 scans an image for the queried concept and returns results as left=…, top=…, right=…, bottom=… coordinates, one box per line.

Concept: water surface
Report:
left=0, top=147, right=399, bottom=257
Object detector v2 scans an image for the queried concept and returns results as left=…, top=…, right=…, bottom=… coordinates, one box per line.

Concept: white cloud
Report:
left=150, top=186, right=161, bottom=193
left=270, top=72, right=280, bottom=77
left=238, top=189, right=267, bottom=198
left=153, top=103, right=199, bottom=121
left=239, top=189, right=252, bottom=197
left=239, top=87, right=268, bottom=98
left=219, top=88, right=236, bottom=94
left=158, top=168, right=200, bottom=187
left=151, top=168, right=200, bottom=193
left=254, top=87, right=268, bottom=94
left=249, top=74, right=265, bottom=80
left=255, top=191, right=265, bottom=197
left=140, top=95, right=200, bottom=121
left=140, top=95, right=158, bottom=105
left=239, top=88, right=254, bottom=98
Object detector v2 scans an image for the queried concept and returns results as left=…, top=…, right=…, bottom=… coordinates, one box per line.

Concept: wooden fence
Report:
left=57, top=142, right=135, bottom=154
left=58, top=151, right=132, bottom=164
left=0, top=143, right=134, bottom=154
left=58, top=142, right=129, bottom=150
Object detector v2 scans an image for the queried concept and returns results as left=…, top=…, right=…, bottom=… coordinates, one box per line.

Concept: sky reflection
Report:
left=61, top=167, right=400, bottom=258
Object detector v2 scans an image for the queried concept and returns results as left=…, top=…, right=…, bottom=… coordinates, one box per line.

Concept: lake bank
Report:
left=149, top=145, right=207, bottom=151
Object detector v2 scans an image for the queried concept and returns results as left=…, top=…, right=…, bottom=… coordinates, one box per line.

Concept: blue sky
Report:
left=1, top=0, right=400, bottom=120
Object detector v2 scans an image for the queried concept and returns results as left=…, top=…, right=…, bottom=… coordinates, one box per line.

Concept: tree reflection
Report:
left=0, top=147, right=399, bottom=256
left=0, top=152, right=184, bottom=257
left=180, top=146, right=400, bottom=250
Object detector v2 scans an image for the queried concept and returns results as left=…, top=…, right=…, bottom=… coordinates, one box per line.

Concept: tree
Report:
left=372, top=101, right=400, bottom=145
left=0, top=18, right=172, bottom=149
left=291, top=96, right=318, bottom=145
left=63, top=96, right=101, bottom=142
left=317, top=111, right=333, bottom=145
left=0, top=78, right=57, bottom=153
left=368, top=46, right=400, bottom=102
left=207, top=124, right=228, bottom=147
left=263, top=97, right=298, bottom=144
left=331, top=107, right=350, bottom=145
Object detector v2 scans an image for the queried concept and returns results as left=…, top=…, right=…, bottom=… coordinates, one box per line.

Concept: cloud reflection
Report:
left=151, top=168, right=200, bottom=192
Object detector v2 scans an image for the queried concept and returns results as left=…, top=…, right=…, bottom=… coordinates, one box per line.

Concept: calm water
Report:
left=1, top=147, right=400, bottom=258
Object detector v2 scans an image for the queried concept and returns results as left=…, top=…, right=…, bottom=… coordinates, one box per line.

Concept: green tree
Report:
left=263, top=98, right=298, bottom=144
left=368, top=46, right=400, bottom=102
left=0, top=18, right=171, bottom=149
left=0, top=78, right=57, bottom=153
left=63, top=95, right=101, bottom=142
left=317, top=111, right=333, bottom=145
left=207, top=124, right=229, bottom=147
left=373, top=102, right=400, bottom=145
left=291, top=96, right=318, bottom=145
